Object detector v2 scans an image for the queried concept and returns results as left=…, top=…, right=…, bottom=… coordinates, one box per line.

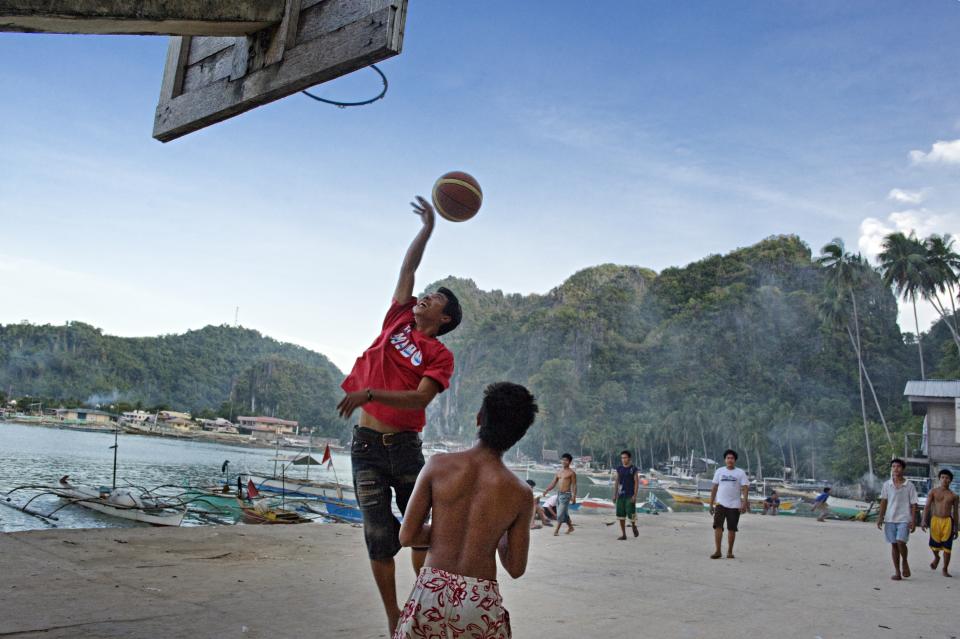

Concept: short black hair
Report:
left=436, top=287, right=462, bottom=336
left=939, top=469, right=954, bottom=482
left=723, top=449, right=738, bottom=461
left=824, top=486, right=831, bottom=492
left=890, top=458, right=906, bottom=469
left=477, top=382, right=538, bottom=453
left=526, top=479, right=536, bottom=487
left=561, top=453, right=573, bottom=462
left=620, top=450, right=632, bottom=459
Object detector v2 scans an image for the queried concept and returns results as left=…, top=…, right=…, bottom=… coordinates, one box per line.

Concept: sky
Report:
left=1, top=0, right=959, bottom=372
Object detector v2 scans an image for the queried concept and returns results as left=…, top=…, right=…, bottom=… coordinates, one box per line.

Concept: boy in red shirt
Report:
left=337, top=196, right=462, bottom=635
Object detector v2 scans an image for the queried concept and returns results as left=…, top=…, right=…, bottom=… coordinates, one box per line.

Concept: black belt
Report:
left=353, top=425, right=420, bottom=446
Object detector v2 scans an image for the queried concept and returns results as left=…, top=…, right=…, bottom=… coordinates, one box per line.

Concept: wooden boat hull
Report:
left=53, top=484, right=185, bottom=527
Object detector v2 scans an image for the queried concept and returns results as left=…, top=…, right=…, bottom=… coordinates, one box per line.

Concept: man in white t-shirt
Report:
left=709, top=449, right=749, bottom=559
left=877, top=458, right=918, bottom=581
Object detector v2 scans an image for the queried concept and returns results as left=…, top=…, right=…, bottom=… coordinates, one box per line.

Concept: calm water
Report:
left=0, top=422, right=353, bottom=532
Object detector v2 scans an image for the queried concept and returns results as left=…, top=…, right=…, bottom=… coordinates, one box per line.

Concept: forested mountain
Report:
left=0, top=323, right=344, bottom=434
left=4, top=235, right=956, bottom=481
left=428, top=235, right=923, bottom=481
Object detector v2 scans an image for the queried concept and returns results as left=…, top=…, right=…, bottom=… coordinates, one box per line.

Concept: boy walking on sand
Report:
left=395, top=382, right=538, bottom=639
left=812, top=487, right=831, bottom=522
left=612, top=450, right=639, bottom=540
left=543, top=453, right=577, bottom=536
left=709, top=449, right=749, bottom=559
left=921, top=469, right=958, bottom=578
left=877, top=458, right=919, bottom=581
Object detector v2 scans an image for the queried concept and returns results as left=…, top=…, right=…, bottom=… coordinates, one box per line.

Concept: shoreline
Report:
left=1, top=512, right=955, bottom=638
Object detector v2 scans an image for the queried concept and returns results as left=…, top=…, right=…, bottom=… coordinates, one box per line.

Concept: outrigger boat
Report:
left=51, top=476, right=186, bottom=526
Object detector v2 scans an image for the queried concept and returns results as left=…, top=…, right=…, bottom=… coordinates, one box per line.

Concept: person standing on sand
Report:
left=709, top=449, right=749, bottom=559
left=612, top=450, right=639, bottom=540
left=812, top=487, right=831, bottom=522
left=336, top=196, right=463, bottom=635
left=877, top=458, right=919, bottom=581
left=543, top=453, right=577, bottom=536
left=921, top=469, right=958, bottom=578
left=395, top=382, right=538, bottom=639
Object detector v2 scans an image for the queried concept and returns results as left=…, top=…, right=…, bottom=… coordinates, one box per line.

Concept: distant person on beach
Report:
left=336, top=196, right=463, bottom=634
left=526, top=479, right=549, bottom=529
left=877, top=458, right=919, bottom=581
left=921, top=469, right=958, bottom=578
left=762, top=491, right=780, bottom=516
left=612, top=450, right=640, bottom=540
left=812, top=487, right=831, bottom=522
left=543, top=453, right=577, bottom=536
left=709, top=449, right=749, bottom=559
left=541, top=493, right=558, bottom=521
left=395, top=382, right=538, bottom=639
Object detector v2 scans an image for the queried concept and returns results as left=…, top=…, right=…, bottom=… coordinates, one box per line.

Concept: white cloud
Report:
left=858, top=208, right=958, bottom=260
left=887, top=188, right=925, bottom=205
left=909, top=139, right=960, bottom=166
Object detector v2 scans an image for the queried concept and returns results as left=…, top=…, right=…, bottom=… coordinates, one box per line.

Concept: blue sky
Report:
left=2, top=0, right=959, bottom=371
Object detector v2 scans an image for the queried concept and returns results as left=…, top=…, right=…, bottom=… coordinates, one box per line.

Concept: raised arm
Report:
left=399, top=457, right=435, bottom=548
left=498, top=495, right=534, bottom=578
left=393, top=197, right=436, bottom=303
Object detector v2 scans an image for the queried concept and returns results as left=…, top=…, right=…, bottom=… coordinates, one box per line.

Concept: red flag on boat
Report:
left=247, top=479, right=260, bottom=498
left=322, top=444, right=333, bottom=469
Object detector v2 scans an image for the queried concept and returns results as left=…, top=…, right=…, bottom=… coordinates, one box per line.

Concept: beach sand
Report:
left=0, top=512, right=955, bottom=638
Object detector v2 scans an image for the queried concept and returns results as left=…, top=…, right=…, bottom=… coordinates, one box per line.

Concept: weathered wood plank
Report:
left=296, top=0, right=395, bottom=45
left=182, top=43, right=238, bottom=93
left=158, top=37, right=190, bottom=102
left=0, top=0, right=285, bottom=36
left=187, top=36, right=237, bottom=66
left=153, top=3, right=404, bottom=142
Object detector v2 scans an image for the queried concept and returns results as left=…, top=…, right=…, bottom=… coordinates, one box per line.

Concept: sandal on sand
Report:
left=710, top=552, right=722, bottom=559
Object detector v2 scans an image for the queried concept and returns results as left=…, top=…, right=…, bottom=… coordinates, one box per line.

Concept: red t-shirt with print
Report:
left=341, top=297, right=455, bottom=432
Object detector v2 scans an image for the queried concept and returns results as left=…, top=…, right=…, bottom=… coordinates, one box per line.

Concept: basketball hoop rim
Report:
left=301, top=64, right=388, bottom=108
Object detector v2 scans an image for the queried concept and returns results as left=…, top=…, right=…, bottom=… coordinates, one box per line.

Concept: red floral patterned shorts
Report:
left=394, top=567, right=511, bottom=638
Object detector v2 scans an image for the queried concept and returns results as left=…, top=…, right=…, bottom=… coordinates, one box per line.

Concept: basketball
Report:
left=432, top=171, right=482, bottom=222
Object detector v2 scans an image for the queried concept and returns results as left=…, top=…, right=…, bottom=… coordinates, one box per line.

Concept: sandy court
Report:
left=0, top=512, right=955, bottom=638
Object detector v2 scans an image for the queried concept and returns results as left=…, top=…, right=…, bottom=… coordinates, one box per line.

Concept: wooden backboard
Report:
left=153, top=0, right=407, bottom=142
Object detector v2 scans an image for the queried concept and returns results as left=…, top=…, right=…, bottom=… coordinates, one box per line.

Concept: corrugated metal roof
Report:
left=904, top=380, right=960, bottom=398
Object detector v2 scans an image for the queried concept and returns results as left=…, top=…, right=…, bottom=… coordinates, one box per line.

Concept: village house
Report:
left=121, top=410, right=152, bottom=423
left=53, top=408, right=116, bottom=425
left=198, top=418, right=238, bottom=434
left=236, top=416, right=299, bottom=441
left=903, top=380, right=960, bottom=490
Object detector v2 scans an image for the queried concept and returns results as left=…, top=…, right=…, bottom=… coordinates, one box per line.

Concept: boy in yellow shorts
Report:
left=921, top=469, right=959, bottom=578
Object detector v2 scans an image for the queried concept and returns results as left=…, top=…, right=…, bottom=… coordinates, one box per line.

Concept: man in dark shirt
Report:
left=612, top=450, right=639, bottom=540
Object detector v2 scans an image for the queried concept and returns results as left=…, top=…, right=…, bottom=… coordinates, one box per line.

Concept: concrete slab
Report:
left=0, top=513, right=955, bottom=638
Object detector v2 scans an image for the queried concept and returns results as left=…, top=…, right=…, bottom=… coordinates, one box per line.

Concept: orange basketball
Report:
left=432, top=171, right=482, bottom=222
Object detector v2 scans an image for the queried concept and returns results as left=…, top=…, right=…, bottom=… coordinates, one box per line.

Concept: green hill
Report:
left=427, top=235, right=918, bottom=481
left=0, top=323, right=344, bottom=435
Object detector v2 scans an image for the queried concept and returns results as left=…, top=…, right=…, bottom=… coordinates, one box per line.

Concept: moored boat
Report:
left=52, top=477, right=186, bottom=526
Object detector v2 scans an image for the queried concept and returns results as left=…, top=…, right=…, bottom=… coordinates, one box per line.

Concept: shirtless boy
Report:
left=543, top=453, right=577, bottom=535
left=395, top=382, right=538, bottom=639
left=337, top=196, right=463, bottom=634
left=921, top=469, right=959, bottom=577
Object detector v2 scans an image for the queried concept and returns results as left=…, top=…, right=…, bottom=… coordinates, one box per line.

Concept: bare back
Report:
left=406, top=448, right=532, bottom=581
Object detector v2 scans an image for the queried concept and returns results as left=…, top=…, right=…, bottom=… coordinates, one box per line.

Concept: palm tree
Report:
left=924, top=234, right=960, bottom=356
left=878, top=232, right=928, bottom=378
left=817, top=239, right=875, bottom=481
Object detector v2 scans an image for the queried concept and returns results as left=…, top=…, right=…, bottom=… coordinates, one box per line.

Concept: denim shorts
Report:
left=884, top=522, right=910, bottom=544
left=351, top=426, right=425, bottom=560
